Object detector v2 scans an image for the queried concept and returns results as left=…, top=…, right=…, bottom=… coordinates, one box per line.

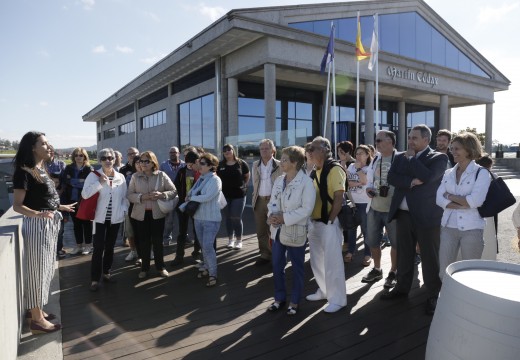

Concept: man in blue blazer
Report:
left=381, top=124, right=448, bottom=315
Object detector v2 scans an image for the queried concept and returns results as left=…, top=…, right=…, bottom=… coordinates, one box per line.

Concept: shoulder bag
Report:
left=76, top=170, right=101, bottom=221
left=476, top=167, right=516, bottom=218
left=156, top=173, right=179, bottom=214
left=279, top=223, right=307, bottom=247
left=338, top=190, right=361, bottom=230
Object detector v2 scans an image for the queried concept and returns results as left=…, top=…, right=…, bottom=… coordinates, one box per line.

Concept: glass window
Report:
left=416, top=15, right=432, bottom=62
left=399, top=13, right=415, bottom=58
left=458, top=52, right=471, bottom=73
left=380, top=14, right=399, bottom=54
left=290, top=21, right=313, bottom=32
left=445, top=41, right=459, bottom=69
left=103, top=128, right=116, bottom=139
left=178, top=94, right=215, bottom=150
left=296, top=102, right=312, bottom=120
left=239, top=98, right=264, bottom=117
left=337, top=18, right=356, bottom=43
left=314, top=20, right=333, bottom=37
left=431, top=28, right=446, bottom=67
left=118, top=121, right=135, bottom=135
left=239, top=116, right=265, bottom=136
left=141, top=109, right=166, bottom=129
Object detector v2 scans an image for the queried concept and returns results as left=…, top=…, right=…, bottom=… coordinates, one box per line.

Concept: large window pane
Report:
left=290, top=21, right=313, bottom=32
left=202, top=94, right=215, bottom=150
left=180, top=103, right=189, bottom=144
left=431, top=28, right=446, bottom=66
left=399, top=12, right=415, bottom=58
left=380, top=14, right=399, bottom=54
left=416, top=15, right=432, bottom=62
left=189, top=99, right=202, bottom=146
left=239, top=98, right=264, bottom=117
left=239, top=116, right=265, bottom=136
left=337, top=18, right=356, bottom=43
left=458, top=52, right=471, bottom=73
left=445, top=41, right=458, bottom=69
left=296, top=102, right=312, bottom=120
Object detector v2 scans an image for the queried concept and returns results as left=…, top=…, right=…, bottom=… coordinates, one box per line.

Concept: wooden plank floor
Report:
left=58, top=208, right=431, bottom=360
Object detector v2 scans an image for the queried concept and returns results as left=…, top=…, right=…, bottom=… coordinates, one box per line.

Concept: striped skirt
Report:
left=21, top=212, right=62, bottom=309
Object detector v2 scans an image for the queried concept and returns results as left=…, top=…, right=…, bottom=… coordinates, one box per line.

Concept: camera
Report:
left=367, top=189, right=377, bottom=197
left=379, top=185, right=389, bottom=197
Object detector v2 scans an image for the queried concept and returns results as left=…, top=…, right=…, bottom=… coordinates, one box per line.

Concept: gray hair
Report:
left=412, top=124, right=432, bottom=141
left=98, top=148, right=115, bottom=160
left=311, top=136, right=333, bottom=158
left=259, top=138, right=276, bottom=151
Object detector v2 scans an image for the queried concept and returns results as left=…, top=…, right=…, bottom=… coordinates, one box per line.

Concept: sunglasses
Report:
left=100, top=156, right=114, bottom=161
left=75, top=154, right=84, bottom=157
left=223, top=148, right=232, bottom=152
left=199, top=161, right=209, bottom=166
left=139, top=159, right=151, bottom=164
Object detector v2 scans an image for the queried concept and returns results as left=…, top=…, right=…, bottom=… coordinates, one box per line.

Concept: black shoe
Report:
left=191, top=251, right=200, bottom=260
left=425, top=296, right=438, bottom=315
left=384, top=271, right=397, bottom=289
left=362, top=268, right=383, bottom=283
left=170, top=257, right=184, bottom=267
left=267, top=301, right=286, bottom=312
left=255, top=258, right=270, bottom=266
left=380, top=288, right=408, bottom=300
left=414, top=253, right=422, bottom=265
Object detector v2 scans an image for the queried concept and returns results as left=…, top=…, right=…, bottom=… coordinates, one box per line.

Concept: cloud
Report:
left=478, top=3, right=519, bottom=23
left=92, top=45, right=106, bottom=53
left=197, top=3, right=227, bottom=21
left=81, top=0, right=95, bottom=11
left=145, top=11, right=161, bottom=23
left=39, top=101, right=49, bottom=107
left=116, top=45, right=134, bottom=54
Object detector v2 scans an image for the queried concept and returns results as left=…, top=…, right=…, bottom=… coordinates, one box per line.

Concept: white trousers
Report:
left=308, top=220, right=347, bottom=307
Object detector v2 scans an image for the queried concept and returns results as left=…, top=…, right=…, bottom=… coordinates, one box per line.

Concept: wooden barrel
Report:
left=426, top=260, right=520, bottom=360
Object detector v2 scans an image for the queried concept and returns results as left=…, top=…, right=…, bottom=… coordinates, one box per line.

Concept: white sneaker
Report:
left=135, top=258, right=142, bottom=266
left=234, top=240, right=243, bottom=249
left=150, top=250, right=154, bottom=260
left=159, top=269, right=169, bottom=278
left=70, top=246, right=83, bottom=255
left=306, top=291, right=326, bottom=302
left=227, top=239, right=235, bottom=248
left=82, top=246, right=91, bottom=255
left=323, top=303, right=345, bottom=313
left=125, top=251, right=136, bottom=262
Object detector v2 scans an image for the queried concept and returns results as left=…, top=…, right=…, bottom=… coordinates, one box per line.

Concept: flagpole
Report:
left=332, top=54, right=337, bottom=159
left=375, top=14, right=379, bottom=132
left=356, top=59, right=360, bottom=147
left=323, top=63, right=331, bottom=137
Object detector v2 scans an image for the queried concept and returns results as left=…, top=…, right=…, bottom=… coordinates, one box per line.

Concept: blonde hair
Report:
left=71, top=147, right=91, bottom=167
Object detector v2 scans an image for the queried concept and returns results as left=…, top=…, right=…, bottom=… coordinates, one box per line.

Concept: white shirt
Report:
left=258, top=158, right=273, bottom=196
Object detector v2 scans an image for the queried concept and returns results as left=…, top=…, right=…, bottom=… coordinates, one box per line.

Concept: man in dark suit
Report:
left=381, top=124, right=448, bottom=315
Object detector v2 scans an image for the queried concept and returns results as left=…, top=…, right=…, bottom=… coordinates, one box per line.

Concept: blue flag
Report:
left=320, top=24, right=335, bottom=74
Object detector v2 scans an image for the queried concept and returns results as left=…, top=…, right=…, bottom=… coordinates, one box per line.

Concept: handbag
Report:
left=155, top=175, right=179, bottom=214
left=279, top=223, right=307, bottom=247
left=183, top=200, right=200, bottom=217
left=476, top=168, right=516, bottom=218
left=76, top=170, right=101, bottom=221
left=338, top=191, right=361, bottom=230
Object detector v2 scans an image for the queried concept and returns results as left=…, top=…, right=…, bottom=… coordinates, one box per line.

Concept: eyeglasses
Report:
left=169, top=151, right=179, bottom=154
left=75, top=154, right=84, bottom=157
left=100, top=156, right=114, bottom=161
left=139, top=159, right=151, bottom=164
left=199, top=161, right=209, bottom=166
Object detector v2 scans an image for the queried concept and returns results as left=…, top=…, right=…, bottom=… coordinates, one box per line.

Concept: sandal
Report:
left=197, top=270, right=209, bottom=278
left=267, top=301, right=286, bottom=312
left=206, top=276, right=217, bottom=287
left=343, top=253, right=353, bottom=263
left=286, top=305, right=298, bottom=316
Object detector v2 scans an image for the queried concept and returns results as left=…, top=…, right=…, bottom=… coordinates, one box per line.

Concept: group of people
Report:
left=12, top=125, right=516, bottom=335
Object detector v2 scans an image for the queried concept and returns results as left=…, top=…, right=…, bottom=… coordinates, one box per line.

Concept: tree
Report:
left=457, top=127, right=485, bottom=146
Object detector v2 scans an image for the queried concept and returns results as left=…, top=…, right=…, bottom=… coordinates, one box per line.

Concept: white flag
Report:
left=368, top=16, right=378, bottom=71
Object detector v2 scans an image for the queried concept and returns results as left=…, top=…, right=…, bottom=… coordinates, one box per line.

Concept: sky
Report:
left=0, top=0, right=518, bottom=148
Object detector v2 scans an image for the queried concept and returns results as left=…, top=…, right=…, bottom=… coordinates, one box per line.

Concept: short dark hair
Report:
left=377, top=130, right=396, bottom=145
left=437, top=129, right=452, bottom=142
left=336, top=141, right=354, bottom=155
left=412, top=124, right=432, bottom=141
left=184, top=151, right=200, bottom=164
left=476, top=153, right=493, bottom=169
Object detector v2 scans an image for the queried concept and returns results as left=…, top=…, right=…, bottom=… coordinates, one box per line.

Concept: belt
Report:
left=258, top=196, right=271, bottom=200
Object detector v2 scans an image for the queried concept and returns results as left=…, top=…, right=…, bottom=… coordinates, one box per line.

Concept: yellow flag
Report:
left=356, top=17, right=370, bottom=61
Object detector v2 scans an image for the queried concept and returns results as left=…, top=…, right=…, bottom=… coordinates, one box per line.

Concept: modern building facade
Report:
left=83, top=0, right=510, bottom=162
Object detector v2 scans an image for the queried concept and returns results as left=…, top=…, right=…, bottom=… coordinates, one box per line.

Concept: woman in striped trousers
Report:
left=13, top=131, right=76, bottom=335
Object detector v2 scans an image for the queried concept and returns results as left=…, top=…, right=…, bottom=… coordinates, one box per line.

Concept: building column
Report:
left=485, top=103, right=493, bottom=154
left=264, top=63, right=276, bottom=134
left=227, top=78, right=238, bottom=138
left=398, top=101, right=406, bottom=151
left=439, top=95, right=449, bottom=130
left=364, top=81, right=375, bottom=145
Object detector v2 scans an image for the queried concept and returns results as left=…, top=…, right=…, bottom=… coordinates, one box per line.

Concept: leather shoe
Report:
left=425, top=296, right=438, bottom=315
left=380, top=289, right=408, bottom=300
left=255, top=258, right=270, bottom=266
left=170, top=257, right=184, bottom=267
left=30, top=320, right=62, bottom=335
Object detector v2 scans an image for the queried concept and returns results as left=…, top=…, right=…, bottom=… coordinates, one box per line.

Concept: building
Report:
left=83, top=0, right=509, bottom=163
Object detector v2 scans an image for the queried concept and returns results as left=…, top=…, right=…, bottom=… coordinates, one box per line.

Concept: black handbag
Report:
left=183, top=201, right=200, bottom=217
left=338, top=191, right=361, bottom=230
left=476, top=167, right=516, bottom=218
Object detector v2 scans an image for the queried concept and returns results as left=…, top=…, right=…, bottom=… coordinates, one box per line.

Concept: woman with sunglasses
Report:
left=182, top=153, right=222, bottom=287
left=62, top=147, right=94, bottom=255
left=82, top=148, right=129, bottom=291
left=217, top=144, right=250, bottom=249
left=123, top=155, right=142, bottom=264
left=127, top=151, right=177, bottom=279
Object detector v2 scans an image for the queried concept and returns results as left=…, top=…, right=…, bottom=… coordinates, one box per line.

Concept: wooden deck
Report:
left=57, top=208, right=431, bottom=360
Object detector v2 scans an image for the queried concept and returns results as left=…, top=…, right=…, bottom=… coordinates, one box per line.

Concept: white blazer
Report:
left=82, top=170, right=129, bottom=224
left=268, top=169, right=316, bottom=234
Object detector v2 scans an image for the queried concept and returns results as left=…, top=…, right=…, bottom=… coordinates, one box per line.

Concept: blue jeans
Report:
left=272, top=230, right=306, bottom=305
left=347, top=203, right=371, bottom=256
left=194, top=219, right=221, bottom=277
left=224, top=196, right=246, bottom=240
